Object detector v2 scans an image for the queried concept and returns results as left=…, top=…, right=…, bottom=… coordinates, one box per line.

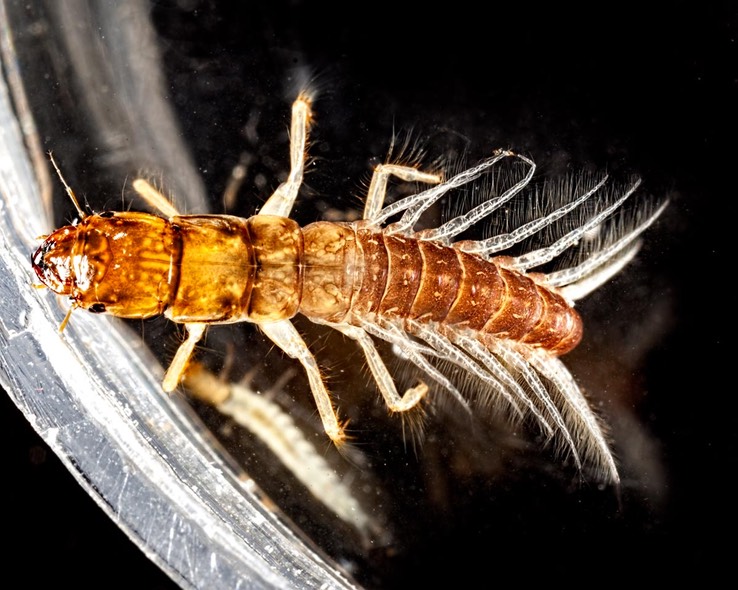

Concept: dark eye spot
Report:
left=89, top=303, right=106, bottom=313
left=99, top=211, right=115, bottom=218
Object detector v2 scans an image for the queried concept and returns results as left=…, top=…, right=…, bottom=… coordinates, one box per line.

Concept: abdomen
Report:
left=298, top=222, right=582, bottom=356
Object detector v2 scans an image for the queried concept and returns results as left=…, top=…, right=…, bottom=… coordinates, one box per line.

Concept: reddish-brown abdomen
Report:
left=352, top=228, right=389, bottom=316
left=522, top=287, right=583, bottom=354
left=411, top=241, right=464, bottom=322
left=350, top=228, right=582, bottom=356
left=379, top=235, right=423, bottom=319
left=481, top=267, right=544, bottom=340
left=445, top=251, right=505, bottom=330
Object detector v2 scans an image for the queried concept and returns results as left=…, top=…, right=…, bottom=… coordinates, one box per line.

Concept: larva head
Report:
left=33, top=224, right=85, bottom=297
left=32, top=212, right=177, bottom=319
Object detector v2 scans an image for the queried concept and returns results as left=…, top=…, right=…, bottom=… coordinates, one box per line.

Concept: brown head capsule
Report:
left=32, top=212, right=177, bottom=318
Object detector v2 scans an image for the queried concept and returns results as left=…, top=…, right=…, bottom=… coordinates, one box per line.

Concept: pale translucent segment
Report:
left=507, top=178, right=643, bottom=271
left=373, top=151, right=513, bottom=228
left=458, top=174, right=609, bottom=256
left=552, top=200, right=669, bottom=295
left=416, top=153, right=536, bottom=243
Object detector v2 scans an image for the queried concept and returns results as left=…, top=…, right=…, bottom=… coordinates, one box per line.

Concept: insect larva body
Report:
left=32, top=92, right=667, bottom=485
left=34, top=214, right=578, bottom=349
left=183, top=363, right=380, bottom=541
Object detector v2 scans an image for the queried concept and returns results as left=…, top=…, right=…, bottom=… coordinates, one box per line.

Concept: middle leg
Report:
left=259, top=319, right=346, bottom=445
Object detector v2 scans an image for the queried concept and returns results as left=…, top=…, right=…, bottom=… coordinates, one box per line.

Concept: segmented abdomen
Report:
left=298, top=221, right=582, bottom=355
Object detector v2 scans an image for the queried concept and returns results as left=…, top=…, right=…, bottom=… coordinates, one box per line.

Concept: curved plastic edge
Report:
left=0, top=41, right=357, bottom=590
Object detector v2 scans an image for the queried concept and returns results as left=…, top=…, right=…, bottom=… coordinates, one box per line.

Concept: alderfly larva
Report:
left=32, top=92, right=667, bottom=484
left=183, top=362, right=379, bottom=540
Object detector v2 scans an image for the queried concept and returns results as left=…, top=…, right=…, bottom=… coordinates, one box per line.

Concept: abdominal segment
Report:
left=298, top=222, right=582, bottom=356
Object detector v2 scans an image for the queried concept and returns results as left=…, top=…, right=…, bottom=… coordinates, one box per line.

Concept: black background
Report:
left=2, top=1, right=733, bottom=587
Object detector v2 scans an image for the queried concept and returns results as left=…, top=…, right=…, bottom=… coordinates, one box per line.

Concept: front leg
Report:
left=162, top=323, right=207, bottom=392
left=132, top=178, right=181, bottom=218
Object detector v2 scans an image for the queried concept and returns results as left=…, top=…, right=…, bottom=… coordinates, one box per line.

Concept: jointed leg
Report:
left=163, top=323, right=207, bottom=392
left=132, top=178, right=181, bottom=218
left=259, top=92, right=314, bottom=218
left=259, top=319, right=346, bottom=445
left=330, top=323, right=427, bottom=412
left=363, top=164, right=441, bottom=221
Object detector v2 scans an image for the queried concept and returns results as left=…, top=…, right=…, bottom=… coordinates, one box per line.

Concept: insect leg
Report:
left=259, top=319, right=346, bottom=445
left=259, top=92, right=313, bottom=218
left=162, top=322, right=207, bottom=392
left=330, top=323, right=427, bottom=412
left=132, top=178, right=181, bottom=218
left=363, top=164, right=441, bottom=221
left=374, top=150, right=513, bottom=231
left=357, top=317, right=472, bottom=416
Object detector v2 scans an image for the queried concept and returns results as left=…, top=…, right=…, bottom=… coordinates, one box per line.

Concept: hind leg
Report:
left=330, top=323, right=427, bottom=412
left=363, top=164, right=441, bottom=221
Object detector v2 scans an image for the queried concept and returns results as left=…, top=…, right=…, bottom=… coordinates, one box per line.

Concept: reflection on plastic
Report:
left=0, top=3, right=356, bottom=589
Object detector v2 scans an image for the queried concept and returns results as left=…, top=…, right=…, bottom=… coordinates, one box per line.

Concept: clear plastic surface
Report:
left=1, top=1, right=692, bottom=587
left=0, top=2, right=356, bottom=588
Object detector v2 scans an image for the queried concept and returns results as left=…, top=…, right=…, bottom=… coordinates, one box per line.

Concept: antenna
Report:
left=48, top=152, right=85, bottom=218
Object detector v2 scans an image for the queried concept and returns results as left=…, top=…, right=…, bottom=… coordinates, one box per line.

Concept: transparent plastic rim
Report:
left=0, top=35, right=356, bottom=590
